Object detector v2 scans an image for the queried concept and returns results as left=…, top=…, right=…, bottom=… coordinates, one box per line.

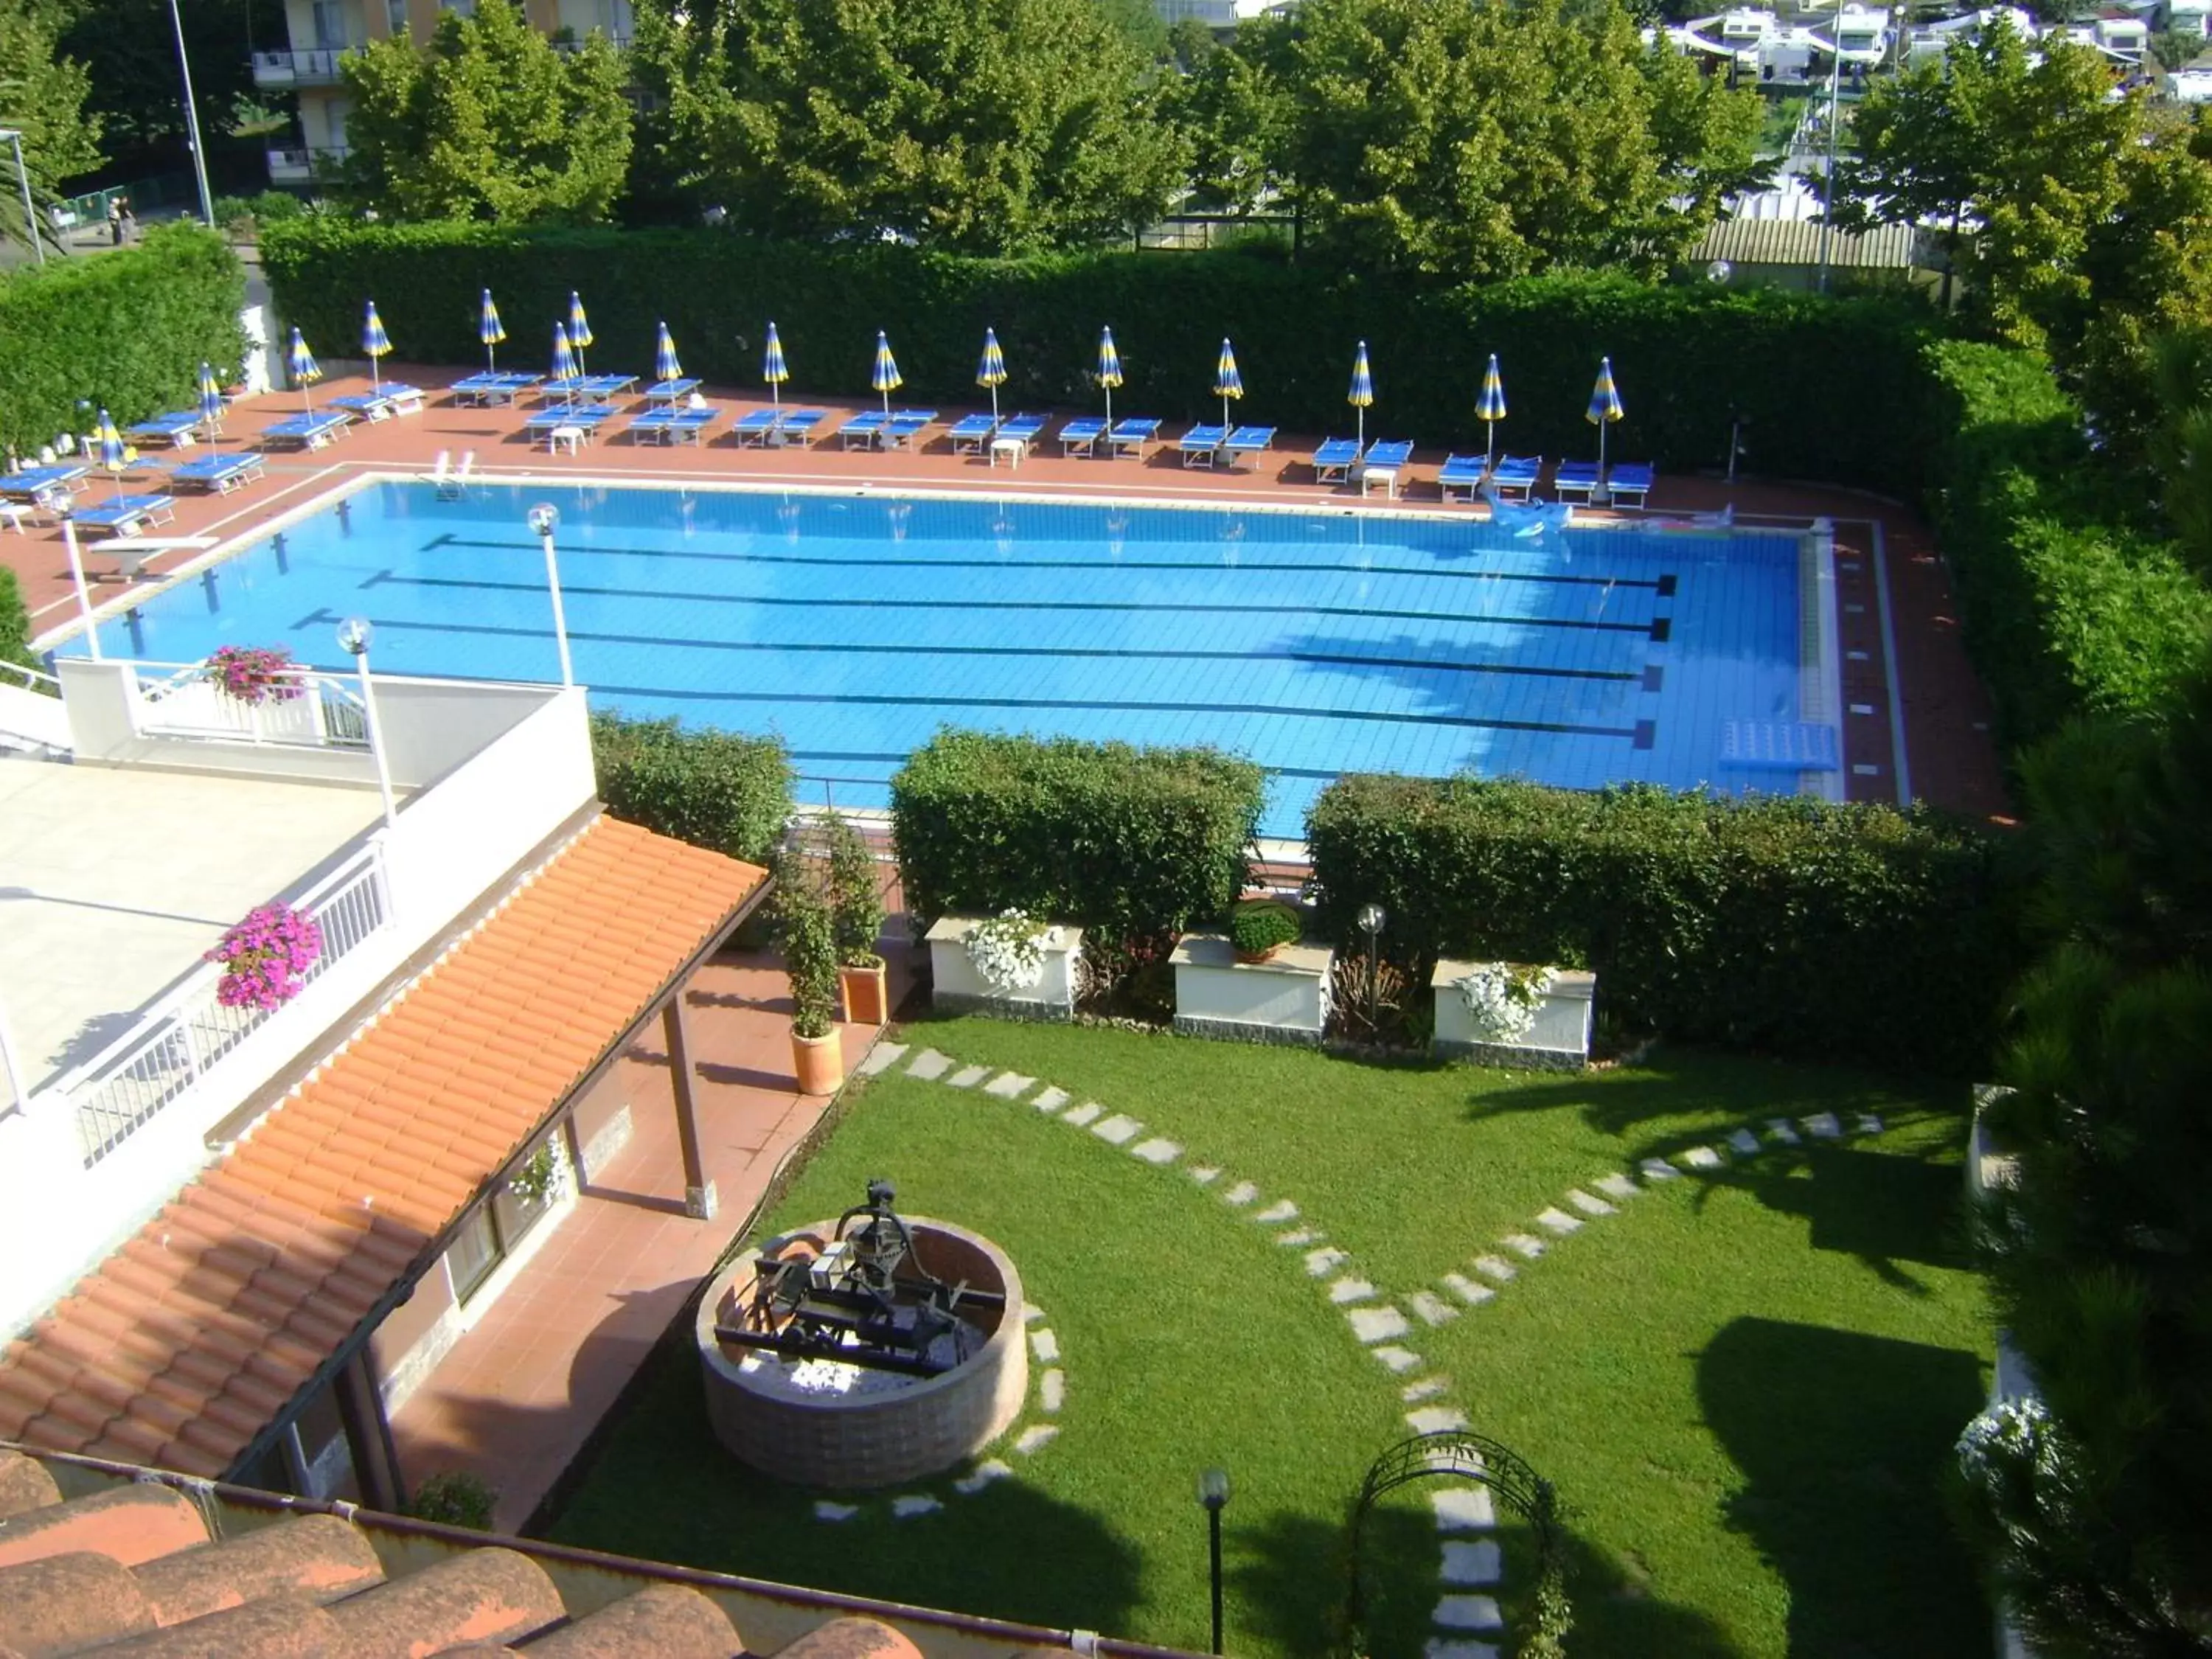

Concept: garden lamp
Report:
left=1198, top=1468, right=1231, bottom=1655
left=526, top=502, right=575, bottom=689
left=338, top=615, right=397, bottom=832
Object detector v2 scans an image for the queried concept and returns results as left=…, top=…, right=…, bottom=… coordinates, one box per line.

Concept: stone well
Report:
left=695, top=1215, right=1028, bottom=1490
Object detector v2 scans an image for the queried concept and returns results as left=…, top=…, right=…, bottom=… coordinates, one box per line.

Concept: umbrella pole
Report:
left=992, top=386, right=1000, bottom=426
left=1105, top=386, right=1113, bottom=432
left=1357, top=407, right=1364, bottom=450
left=1596, top=422, right=1608, bottom=506
left=1486, top=420, right=1495, bottom=468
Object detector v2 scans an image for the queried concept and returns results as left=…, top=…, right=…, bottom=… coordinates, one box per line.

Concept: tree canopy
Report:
left=50, top=0, right=284, bottom=180
left=0, top=0, right=102, bottom=252
left=338, top=0, right=631, bottom=225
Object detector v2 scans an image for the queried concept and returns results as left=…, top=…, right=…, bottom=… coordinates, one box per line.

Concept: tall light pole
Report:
left=61, top=515, right=100, bottom=660
left=1197, top=1469, right=1231, bottom=1657
left=337, top=616, right=398, bottom=831
left=1357, top=902, right=1387, bottom=1037
left=1815, top=38, right=1845, bottom=293
left=168, top=0, right=217, bottom=229
left=0, top=130, right=42, bottom=265
left=528, top=502, right=576, bottom=687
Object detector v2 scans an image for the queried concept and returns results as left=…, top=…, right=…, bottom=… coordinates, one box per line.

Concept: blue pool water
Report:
left=80, top=481, right=1809, bottom=838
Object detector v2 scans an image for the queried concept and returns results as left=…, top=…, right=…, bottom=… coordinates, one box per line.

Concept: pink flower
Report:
left=206, top=644, right=306, bottom=706
left=206, top=902, right=323, bottom=1009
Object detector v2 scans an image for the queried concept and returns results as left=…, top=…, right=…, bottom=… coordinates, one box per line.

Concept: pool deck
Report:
left=4, top=365, right=2008, bottom=821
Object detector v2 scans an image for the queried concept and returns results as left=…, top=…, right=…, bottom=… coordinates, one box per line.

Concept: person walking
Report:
left=117, top=197, right=135, bottom=243
left=105, top=197, right=122, bottom=246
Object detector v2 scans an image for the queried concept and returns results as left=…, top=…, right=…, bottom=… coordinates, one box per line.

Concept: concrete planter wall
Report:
left=925, top=916, right=1082, bottom=1020
left=1170, top=933, right=1333, bottom=1046
left=1431, top=959, right=1596, bottom=1069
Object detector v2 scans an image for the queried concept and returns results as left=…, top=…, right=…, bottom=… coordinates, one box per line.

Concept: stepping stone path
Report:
left=1022, top=1303, right=1045, bottom=1324
left=1402, top=1377, right=1450, bottom=1404
left=1680, top=1145, right=1724, bottom=1170
left=1130, top=1138, right=1181, bottom=1166
left=1500, top=1234, right=1546, bottom=1259
left=1406, top=1405, right=1469, bottom=1435
left=906, top=1049, right=953, bottom=1081
left=1329, top=1276, right=1379, bottom=1304
left=1030, top=1329, right=1060, bottom=1363
left=1534, top=1208, right=1582, bottom=1235
left=984, top=1071, right=1034, bottom=1099
left=1441, top=1273, right=1495, bottom=1307
left=892, top=1495, right=944, bottom=1518
left=1431, top=1488, right=1495, bottom=1531
left=953, top=1460, right=1013, bottom=1495
left=1728, top=1128, right=1762, bottom=1156
left=1435, top=1596, right=1503, bottom=1632
left=1471, top=1255, right=1517, bottom=1284
left=1641, top=1158, right=1683, bottom=1182
left=814, top=1502, right=858, bottom=1523
left=1767, top=1117, right=1802, bottom=1145
left=1594, top=1172, right=1641, bottom=1201
left=1424, top=1641, right=1499, bottom=1659
left=1857, top=1113, right=1885, bottom=1136
left=1091, top=1113, right=1143, bottom=1146
left=1349, top=1305, right=1412, bottom=1344
left=1253, top=1199, right=1299, bottom=1224
left=1189, top=1166, right=1222, bottom=1185
left=1014, top=1425, right=1059, bottom=1455
left=1222, top=1180, right=1261, bottom=1206
left=1566, top=1189, right=1615, bottom=1217
left=1441, top=1541, right=1502, bottom=1586
left=1276, top=1228, right=1321, bottom=1247
left=1371, top=1346, right=1424, bottom=1374
left=858, top=1042, right=908, bottom=1077
left=947, top=1065, right=990, bottom=1089
left=1305, top=1247, right=1351, bottom=1277
left=1040, top=1370, right=1065, bottom=1413
left=1409, top=1291, right=1458, bottom=1326
left=1804, top=1111, right=1843, bottom=1139
left=1032, top=1085, right=1071, bottom=1113
left=1062, top=1102, right=1102, bottom=1127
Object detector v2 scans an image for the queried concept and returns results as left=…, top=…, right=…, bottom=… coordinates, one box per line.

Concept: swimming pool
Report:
left=80, top=480, right=1828, bottom=838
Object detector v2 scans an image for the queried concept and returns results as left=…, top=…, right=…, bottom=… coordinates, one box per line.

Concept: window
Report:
left=310, top=0, right=347, bottom=47
left=446, top=1206, right=501, bottom=1303
left=387, top=0, right=408, bottom=34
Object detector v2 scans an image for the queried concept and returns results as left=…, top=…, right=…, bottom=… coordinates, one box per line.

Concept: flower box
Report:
left=925, top=914, right=1082, bottom=1020
left=1171, top=932, right=1334, bottom=1046
left=1431, top=958, right=1595, bottom=1069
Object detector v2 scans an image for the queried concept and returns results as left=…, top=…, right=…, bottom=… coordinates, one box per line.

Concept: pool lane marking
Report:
left=1868, top=518, right=1913, bottom=805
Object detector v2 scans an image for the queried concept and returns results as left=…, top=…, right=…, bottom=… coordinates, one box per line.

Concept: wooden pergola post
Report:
left=662, top=990, right=716, bottom=1221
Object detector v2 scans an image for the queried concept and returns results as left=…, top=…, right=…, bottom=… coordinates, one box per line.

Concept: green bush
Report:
left=1306, top=775, right=2017, bottom=1074
left=589, top=712, right=792, bottom=863
left=0, top=567, right=40, bottom=684
left=406, top=1470, right=497, bottom=1530
left=891, top=730, right=1265, bottom=939
left=772, top=872, right=841, bottom=1040
left=0, top=225, right=247, bottom=458
left=1228, top=897, right=1302, bottom=959
left=261, top=218, right=1940, bottom=489
left=824, top=813, right=886, bottom=967
left=212, top=191, right=312, bottom=234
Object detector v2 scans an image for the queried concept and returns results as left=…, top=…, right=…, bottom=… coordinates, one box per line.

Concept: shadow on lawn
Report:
left=1690, top=1144, right=1974, bottom=1295
left=1697, top=1317, right=1989, bottom=1659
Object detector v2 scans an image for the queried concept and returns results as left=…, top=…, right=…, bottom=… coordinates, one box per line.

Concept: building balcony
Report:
left=267, top=144, right=349, bottom=183
left=251, top=47, right=353, bottom=87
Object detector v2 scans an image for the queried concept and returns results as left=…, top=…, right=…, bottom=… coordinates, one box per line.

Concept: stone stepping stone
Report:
left=814, top=1501, right=859, bottom=1522
left=1022, top=1303, right=1045, bottom=1324
left=1501, top=1234, right=1547, bottom=1259
left=1856, top=1112, right=1885, bottom=1136
left=1091, top=1113, right=1144, bottom=1146
left=1803, top=1111, right=1843, bottom=1139
left=1470, top=1255, right=1517, bottom=1284
left=907, top=1049, right=953, bottom=1081
left=1441, top=1540, right=1503, bottom=1586
left=1062, top=1102, right=1103, bottom=1127
left=1372, top=1346, right=1423, bottom=1375
left=1040, top=1369, right=1065, bottom=1413
left=1430, top=1487, right=1495, bottom=1531
left=1402, top=1377, right=1451, bottom=1404
left=1641, top=1158, right=1683, bottom=1182
left=1566, top=1189, right=1615, bottom=1217
left=947, top=1065, right=990, bottom=1089
left=984, top=1071, right=1035, bottom=1099
left=1030, top=1329, right=1060, bottom=1363
left=1306, top=1247, right=1352, bottom=1277
left=1409, top=1291, right=1458, bottom=1326
left=1594, top=1172, right=1641, bottom=1201
left=1728, top=1127, right=1762, bottom=1156
left=1406, top=1404, right=1469, bottom=1435
left=1349, top=1305, right=1412, bottom=1344
left=1766, top=1116, right=1802, bottom=1145
left=1033, top=1085, right=1071, bottom=1114
left=1276, top=1228, right=1321, bottom=1247
left=1189, top=1166, right=1222, bottom=1185
left=1329, top=1276, right=1379, bottom=1305
left=1441, top=1273, right=1495, bottom=1307
left=1222, top=1180, right=1261, bottom=1206
left=1253, top=1199, right=1299, bottom=1224
left=1680, top=1145, right=1724, bottom=1170
left=1014, top=1425, right=1059, bottom=1455
left=857, top=1042, right=908, bottom=1077
left=1130, top=1137, right=1181, bottom=1166
left=1423, top=1642, right=1499, bottom=1659
left=1534, top=1207, right=1583, bottom=1235
left=1435, top=1594, right=1503, bottom=1632
left=953, top=1460, right=1014, bottom=1495
left=891, top=1495, right=943, bottom=1518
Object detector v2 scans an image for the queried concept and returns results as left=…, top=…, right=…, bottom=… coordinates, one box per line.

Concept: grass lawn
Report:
left=548, top=1016, right=1991, bottom=1659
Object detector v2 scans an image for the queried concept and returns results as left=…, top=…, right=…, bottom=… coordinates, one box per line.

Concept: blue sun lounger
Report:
left=170, top=452, right=265, bottom=493
left=647, top=378, right=702, bottom=408
left=451, top=372, right=540, bottom=406
left=1179, top=424, right=1230, bottom=467
left=262, top=411, right=352, bottom=451
left=128, top=411, right=203, bottom=448
left=1552, top=461, right=1601, bottom=504
left=731, top=408, right=783, bottom=446
left=629, top=406, right=719, bottom=445
left=1312, top=438, right=1362, bottom=484
left=838, top=411, right=891, bottom=450
left=1, top=464, right=89, bottom=510
left=948, top=413, right=1000, bottom=454
left=524, top=403, right=618, bottom=448
left=1607, top=462, right=1655, bottom=508
left=995, top=414, right=1048, bottom=455
left=1059, top=417, right=1107, bottom=457
left=773, top=409, right=828, bottom=447
left=72, top=493, right=178, bottom=535
left=1487, top=455, right=1542, bottom=502
left=569, top=374, right=639, bottom=405
left=1438, top=455, right=1490, bottom=503
left=1107, top=418, right=1161, bottom=459
left=882, top=409, right=939, bottom=450
left=1222, top=426, right=1276, bottom=468
left=1354, top=439, right=1413, bottom=495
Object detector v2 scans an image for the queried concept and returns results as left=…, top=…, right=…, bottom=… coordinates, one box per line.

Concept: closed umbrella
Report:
left=568, top=291, right=593, bottom=378
left=361, top=300, right=392, bottom=393
left=872, top=330, right=902, bottom=419
left=198, top=361, right=225, bottom=451
left=288, top=327, right=322, bottom=414
left=1586, top=356, right=1624, bottom=495
left=96, top=408, right=126, bottom=501
left=550, top=323, right=578, bottom=389
left=1214, top=338, right=1243, bottom=432
left=655, top=321, right=683, bottom=383
left=764, top=321, right=788, bottom=409
left=1096, top=326, right=1122, bottom=429
left=1348, top=341, right=1374, bottom=451
left=478, top=288, right=506, bottom=373
left=1477, top=354, right=1507, bottom=467
left=976, top=327, right=1008, bottom=426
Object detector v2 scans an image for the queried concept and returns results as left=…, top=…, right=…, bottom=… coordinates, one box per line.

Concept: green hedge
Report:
left=0, top=225, right=246, bottom=458
left=1306, top=775, right=2015, bottom=1074
left=0, top=567, right=38, bottom=681
left=262, top=219, right=1938, bottom=490
left=589, top=712, right=793, bottom=864
left=1921, top=340, right=2212, bottom=746
left=890, top=731, right=1265, bottom=938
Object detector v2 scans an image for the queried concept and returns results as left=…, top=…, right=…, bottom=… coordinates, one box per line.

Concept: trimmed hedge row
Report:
left=1306, top=775, right=2016, bottom=1074
left=262, top=218, right=1938, bottom=490
left=589, top=712, right=793, bottom=865
left=1921, top=340, right=2212, bottom=746
left=0, top=225, right=247, bottom=458
left=890, top=730, right=1264, bottom=939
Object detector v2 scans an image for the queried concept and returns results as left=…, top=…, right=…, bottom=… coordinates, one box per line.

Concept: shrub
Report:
left=1305, top=775, right=2017, bottom=1074
left=212, top=191, right=311, bottom=235
left=773, top=873, right=841, bottom=1040
left=407, top=1470, right=497, bottom=1530
left=589, top=712, right=792, bottom=863
left=1228, top=897, right=1302, bottom=959
left=823, top=813, right=886, bottom=968
left=0, top=567, right=40, bottom=686
left=890, top=730, right=1265, bottom=939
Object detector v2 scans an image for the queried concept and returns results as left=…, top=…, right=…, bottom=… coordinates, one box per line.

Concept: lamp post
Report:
left=527, top=502, right=575, bottom=688
left=167, top=0, right=217, bottom=229
left=1197, top=1468, right=1231, bottom=1656
left=337, top=616, right=397, bottom=832
left=0, top=130, right=40, bottom=265
left=1357, top=902, right=1386, bottom=1036
left=1815, top=38, right=1844, bottom=294
left=60, top=515, right=100, bottom=661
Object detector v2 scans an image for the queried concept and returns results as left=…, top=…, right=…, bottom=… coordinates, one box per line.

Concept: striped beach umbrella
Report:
left=1477, top=353, right=1507, bottom=465
left=568, top=291, right=593, bottom=377
left=478, top=288, right=506, bottom=372
left=1586, top=355, right=1624, bottom=482
left=763, top=321, right=789, bottom=408
left=1348, top=341, right=1374, bottom=451
left=1214, top=338, right=1243, bottom=432
left=550, top=322, right=578, bottom=386
left=1096, top=326, right=1123, bottom=429
left=976, top=327, right=1008, bottom=426
left=871, top=330, right=902, bottom=418
left=288, top=327, right=322, bottom=414
left=655, top=321, right=683, bottom=383
left=198, top=361, right=225, bottom=449
left=361, top=300, right=392, bottom=392
left=95, top=408, right=128, bottom=504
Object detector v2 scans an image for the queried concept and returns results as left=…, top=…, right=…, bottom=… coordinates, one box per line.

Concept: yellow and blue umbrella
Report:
left=567, top=291, right=592, bottom=377
left=550, top=322, right=578, bottom=386
left=288, top=327, right=322, bottom=414
left=478, top=288, right=506, bottom=372
left=198, top=361, right=225, bottom=449
left=1585, top=355, right=1624, bottom=480
left=1477, top=353, right=1507, bottom=465
left=764, top=321, right=788, bottom=408
left=95, top=408, right=128, bottom=504
left=871, top=330, right=902, bottom=417
left=976, top=327, right=1008, bottom=425
left=362, top=300, right=392, bottom=392
left=655, top=321, right=683, bottom=383
left=1214, top=338, right=1244, bottom=431
left=1096, top=326, right=1123, bottom=428
left=1348, top=340, right=1374, bottom=450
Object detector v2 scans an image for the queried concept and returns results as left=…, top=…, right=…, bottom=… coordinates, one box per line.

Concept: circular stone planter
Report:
left=696, top=1215, right=1029, bottom=1490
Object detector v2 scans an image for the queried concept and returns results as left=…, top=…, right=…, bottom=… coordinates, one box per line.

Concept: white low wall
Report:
left=1431, top=959, right=1596, bottom=1068
left=926, top=917, right=1081, bottom=1020
left=1170, top=934, right=1332, bottom=1045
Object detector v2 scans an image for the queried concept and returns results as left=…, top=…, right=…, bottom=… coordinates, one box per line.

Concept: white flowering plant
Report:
left=1455, top=961, right=1558, bottom=1043
left=965, top=908, right=1057, bottom=994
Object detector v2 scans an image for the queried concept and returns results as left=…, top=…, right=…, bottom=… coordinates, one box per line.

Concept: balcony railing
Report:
left=267, top=145, right=349, bottom=181
left=251, top=47, right=354, bottom=86
left=133, top=661, right=369, bottom=748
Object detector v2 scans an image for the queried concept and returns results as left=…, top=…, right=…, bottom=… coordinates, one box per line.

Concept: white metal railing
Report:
left=251, top=48, right=351, bottom=83
left=133, top=661, right=369, bottom=749
left=0, top=660, right=60, bottom=695
left=68, top=844, right=393, bottom=1165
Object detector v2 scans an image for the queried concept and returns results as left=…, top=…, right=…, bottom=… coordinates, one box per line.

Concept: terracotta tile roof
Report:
left=0, top=818, right=767, bottom=1478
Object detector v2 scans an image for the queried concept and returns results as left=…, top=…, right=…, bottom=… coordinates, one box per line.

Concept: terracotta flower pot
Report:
left=792, top=1026, right=846, bottom=1096
left=839, top=961, right=889, bottom=1026
left=1234, top=946, right=1282, bottom=965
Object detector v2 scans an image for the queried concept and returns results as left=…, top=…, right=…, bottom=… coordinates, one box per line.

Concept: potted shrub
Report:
left=777, top=875, right=845, bottom=1094
left=965, top=908, right=1055, bottom=995
left=206, top=644, right=305, bottom=705
left=825, top=813, right=888, bottom=1024
left=1228, top=897, right=1302, bottom=963
left=205, top=902, right=322, bottom=1010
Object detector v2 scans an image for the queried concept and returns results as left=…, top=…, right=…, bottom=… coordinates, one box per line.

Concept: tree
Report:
left=339, top=0, right=631, bottom=225
left=1160, top=19, right=1291, bottom=215
left=52, top=0, right=285, bottom=185
left=632, top=0, right=1186, bottom=254
left=0, top=0, right=102, bottom=254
